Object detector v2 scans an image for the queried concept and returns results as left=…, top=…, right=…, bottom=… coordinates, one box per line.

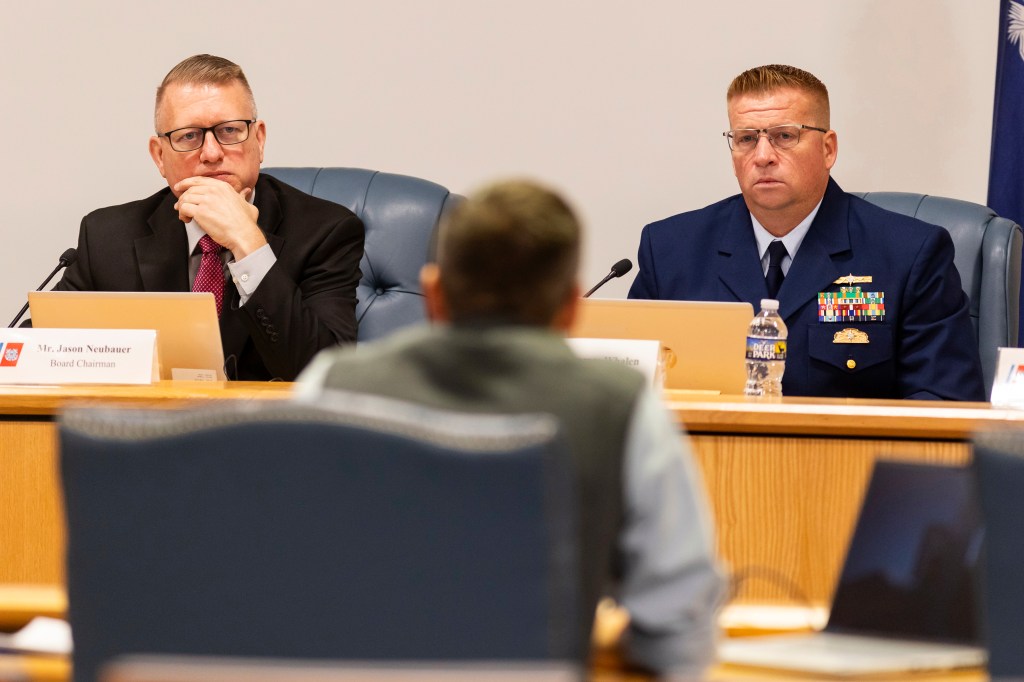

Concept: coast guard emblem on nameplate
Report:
left=0, top=342, right=24, bottom=367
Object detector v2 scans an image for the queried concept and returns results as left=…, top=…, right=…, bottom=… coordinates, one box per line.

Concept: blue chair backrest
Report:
left=263, top=167, right=462, bottom=343
left=855, top=191, right=1023, bottom=389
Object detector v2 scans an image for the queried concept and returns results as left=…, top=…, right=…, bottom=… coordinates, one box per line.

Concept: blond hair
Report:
left=154, top=54, right=256, bottom=131
left=727, top=64, right=830, bottom=126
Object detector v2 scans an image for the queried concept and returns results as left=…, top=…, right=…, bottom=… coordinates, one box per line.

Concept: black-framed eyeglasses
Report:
left=159, top=119, right=256, bottom=152
left=723, top=124, right=827, bottom=152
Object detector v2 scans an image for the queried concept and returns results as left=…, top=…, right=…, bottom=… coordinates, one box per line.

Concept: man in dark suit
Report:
left=628, top=64, right=985, bottom=400
left=57, top=54, right=364, bottom=381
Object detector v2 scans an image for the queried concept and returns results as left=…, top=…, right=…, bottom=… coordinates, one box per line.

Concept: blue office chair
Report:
left=59, top=396, right=580, bottom=682
left=262, top=167, right=462, bottom=342
left=854, top=192, right=1023, bottom=390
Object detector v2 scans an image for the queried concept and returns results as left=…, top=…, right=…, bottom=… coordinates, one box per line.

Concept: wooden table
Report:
left=3, top=385, right=1023, bottom=603
left=0, top=382, right=293, bottom=586
left=0, top=386, right=1011, bottom=682
left=666, top=393, right=1024, bottom=603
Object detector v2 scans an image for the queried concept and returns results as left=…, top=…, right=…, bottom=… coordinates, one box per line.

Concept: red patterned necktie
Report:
left=193, top=234, right=225, bottom=316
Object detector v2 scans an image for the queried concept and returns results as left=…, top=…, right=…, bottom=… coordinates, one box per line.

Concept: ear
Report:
left=149, top=136, right=167, bottom=179
left=823, top=129, right=838, bottom=171
left=551, top=282, right=581, bottom=333
left=420, top=263, right=450, bottom=323
left=253, top=120, right=267, bottom=164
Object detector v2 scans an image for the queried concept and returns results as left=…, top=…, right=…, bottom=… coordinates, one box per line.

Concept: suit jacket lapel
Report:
left=219, top=174, right=285, bottom=360
left=776, top=178, right=852, bottom=320
left=255, top=174, right=285, bottom=256
left=138, top=191, right=189, bottom=291
left=716, top=201, right=769, bottom=305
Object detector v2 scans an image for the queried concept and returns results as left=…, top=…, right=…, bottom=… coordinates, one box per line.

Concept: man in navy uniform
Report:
left=629, top=64, right=984, bottom=400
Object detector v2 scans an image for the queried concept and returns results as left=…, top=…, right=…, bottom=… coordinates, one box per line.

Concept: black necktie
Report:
left=765, top=240, right=788, bottom=299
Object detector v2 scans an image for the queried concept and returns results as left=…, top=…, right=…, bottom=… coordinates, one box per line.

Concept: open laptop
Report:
left=29, top=291, right=226, bottom=380
left=570, top=299, right=752, bottom=394
left=718, top=460, right=986, bottom=677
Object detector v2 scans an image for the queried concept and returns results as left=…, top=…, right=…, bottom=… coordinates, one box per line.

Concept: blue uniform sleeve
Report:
left=628, top=224, right=659, bottom=300
left=896, top=227, right=985, bottom=401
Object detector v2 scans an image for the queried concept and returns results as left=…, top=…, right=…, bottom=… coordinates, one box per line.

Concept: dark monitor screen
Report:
left=827, top=460, right=982, bottom=644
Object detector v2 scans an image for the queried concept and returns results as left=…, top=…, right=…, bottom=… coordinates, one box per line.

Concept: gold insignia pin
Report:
left=833, top=273, right=873, bottom=285
left=833, top=328, right=869, bottom=344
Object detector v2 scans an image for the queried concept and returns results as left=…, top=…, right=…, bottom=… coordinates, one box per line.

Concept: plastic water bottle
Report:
left=744, top=299, right=787, bottom=397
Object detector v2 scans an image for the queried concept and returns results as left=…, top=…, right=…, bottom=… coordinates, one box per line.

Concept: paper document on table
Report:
left=0, top=616, right=72, bottom=655
left=718, top=603, right=829, bottom=636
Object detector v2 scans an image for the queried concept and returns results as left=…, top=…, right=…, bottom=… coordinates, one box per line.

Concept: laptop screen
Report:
left=29, top=291, right=226, bottom=380
left=569, top=298, right=753, bottom=393
left=827, top=460, right=982, bottom=644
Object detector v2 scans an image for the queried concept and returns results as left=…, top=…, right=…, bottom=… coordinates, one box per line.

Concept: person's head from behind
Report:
left=422, top=179, right=581, bottom=330
left=148, top=54, right=266, bottom=197
left=725, top=64, right=837, bottom=234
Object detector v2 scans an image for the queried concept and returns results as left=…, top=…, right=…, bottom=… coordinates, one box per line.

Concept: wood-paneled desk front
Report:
left=668, top=392, right=1024, bottom=604
left=0, top=382, right=293, bottom=586
left=2, top=385, right=1022, bottom=607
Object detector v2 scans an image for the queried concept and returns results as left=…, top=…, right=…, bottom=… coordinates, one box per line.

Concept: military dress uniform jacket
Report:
left=628, top=178, right=985, bottom=400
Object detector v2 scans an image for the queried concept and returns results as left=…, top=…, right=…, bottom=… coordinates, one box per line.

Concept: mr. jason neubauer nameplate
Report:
left=0, top=329, right=157, bottom=385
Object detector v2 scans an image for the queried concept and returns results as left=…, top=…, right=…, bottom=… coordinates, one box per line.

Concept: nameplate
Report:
left=991, top=347, right=1024, bottom=407
left=567, top=337, right=662, bottom=388
left=0, top=329, right=157, bottom=385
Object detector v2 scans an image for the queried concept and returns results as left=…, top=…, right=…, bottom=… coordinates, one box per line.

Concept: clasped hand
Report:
left=174, top=176, right=266, bottom=259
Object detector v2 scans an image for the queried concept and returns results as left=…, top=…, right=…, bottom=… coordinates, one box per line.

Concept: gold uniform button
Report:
left=847, top=359, right=857, bottom=370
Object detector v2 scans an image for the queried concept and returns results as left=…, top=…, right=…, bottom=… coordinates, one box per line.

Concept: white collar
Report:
left=749, top=196, right=823, bottom=265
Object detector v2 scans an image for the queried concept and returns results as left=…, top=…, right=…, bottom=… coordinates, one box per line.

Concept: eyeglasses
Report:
left=159, top=119, right=256, bottom=152
left=723, top=124, right=827, bottom=152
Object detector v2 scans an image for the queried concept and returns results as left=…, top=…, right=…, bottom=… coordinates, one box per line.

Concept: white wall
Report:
left=0, top=1, right=999, bottom=319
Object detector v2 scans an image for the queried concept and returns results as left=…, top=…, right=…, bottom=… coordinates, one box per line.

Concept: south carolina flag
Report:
left=989, top=0, right=1024, bottom=339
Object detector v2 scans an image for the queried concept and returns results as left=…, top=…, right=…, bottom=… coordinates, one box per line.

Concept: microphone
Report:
left=583, top=258, right=633, bottom=298
left=8, top=248, right=78, bottom=328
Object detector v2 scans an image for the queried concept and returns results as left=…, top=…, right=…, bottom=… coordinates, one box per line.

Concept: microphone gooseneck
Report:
left=8, top=247, right=78, bottom=328
left=583, top=258, right=634, bottom=298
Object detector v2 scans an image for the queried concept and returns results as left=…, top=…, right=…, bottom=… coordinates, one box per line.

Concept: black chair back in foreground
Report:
left=60, top=395, right=579, bottom=682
